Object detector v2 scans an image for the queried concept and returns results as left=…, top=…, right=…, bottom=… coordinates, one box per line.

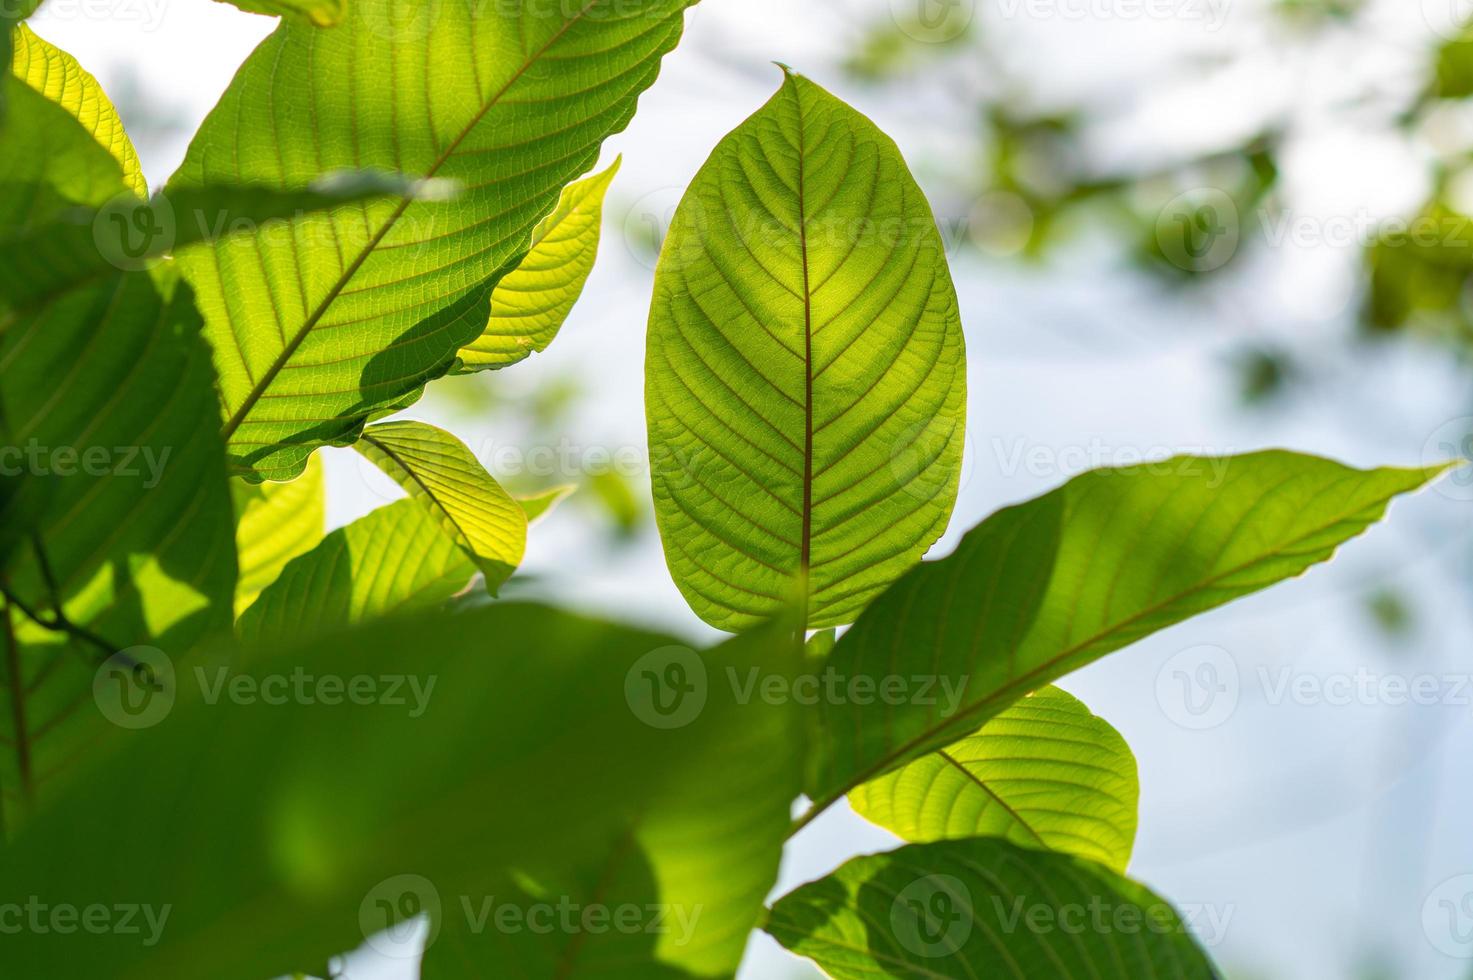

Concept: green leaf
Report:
left=0, top=0, right=47, bottom=116
left=0, top=603, right=799, bottom=980
left=456, top=158, right=620, bottom=372
left=0, top=268, right=236, bottom=829
left=0, top=76, right=131, bottom=240
left=9, top=23, right=145, bottom=197
left=169, top=0, right=698, bottom=481
left=646, top=69, right=966, bottom=632
left=2, top=175, right=425, bottom=317
left=231, top=454, right=325, bottom=617
left=236, top=499, right=474, bottom=644
left=765, top=838, right=1217, bottom=979
left=849, top=686, right=1138, bottom=873
left=519, top=483, right=576, bottom=525
left=808, top=451, right=1448, bottom=805
left=423, top=622, right=804, bottom=978
left=214, top=0, right=346, bottom=28
left=355, top=420, right=526, bottom=593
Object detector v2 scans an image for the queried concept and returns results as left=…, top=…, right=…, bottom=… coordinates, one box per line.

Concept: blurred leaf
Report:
left=355, top=420, right=526, bottom=595
left=647, top=70, right=966, bottom=632
left=423, top=622, right=804, bottom=978
left=1, top=604, right=800, bottom=980
left=766, top=838, right=1217, bottom=978
left=849, top=686, right=1138, bottom=873
left=519, top=484, right=576, bottom=526
left=456, top=159, right=619, bottom=373
left=1, top=267, right=235, bottom=829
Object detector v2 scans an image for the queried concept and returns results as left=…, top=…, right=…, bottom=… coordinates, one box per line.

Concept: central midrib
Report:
left=218, top=0, right=605, bottom=442
left=790, top=76, right=815, bottom=613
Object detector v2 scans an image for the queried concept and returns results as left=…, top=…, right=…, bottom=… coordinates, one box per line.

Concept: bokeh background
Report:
left=27, top=0, right=1473, bottom=976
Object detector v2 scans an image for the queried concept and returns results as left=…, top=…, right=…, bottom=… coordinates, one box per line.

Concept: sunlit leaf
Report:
left=646, top=70, right=966, bottom=632
left=808, top=452, right=1448, bottom=805
left=236, top=499, right=474, bottom=644
left=231, top=454, right=325, bottom=617
left=214, top=0, right=346, bottom=28
left=849, top=686, right=1138, bottom=873
left=355, top=420, right=526, bottom=594
left=457, top=159, right=620, bottom=372
left=170, top=0, right=698, bottom=481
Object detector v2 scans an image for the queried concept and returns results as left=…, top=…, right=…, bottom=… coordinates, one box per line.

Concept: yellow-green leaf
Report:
left=456, top=159, right=620, bottom=372
left=231, top=455, right=325, bottom=617
left=849, top=686, right=1139, bottom=873
left=355, top=420, right=526, bottom=593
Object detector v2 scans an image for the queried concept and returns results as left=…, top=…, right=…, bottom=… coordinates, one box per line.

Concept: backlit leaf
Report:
left=849, top=686, right=1139, bottom=873
left=456, top=158, right=620, bottom=372
left=808, top=452, right=1447, bottom=805
left=169, top=0, right=698, bottom=481
left=231, top=454, right=325, bottom=617
left=355, top=420, right=526, bottom=593
left=646, top=70, right=966, bottom=632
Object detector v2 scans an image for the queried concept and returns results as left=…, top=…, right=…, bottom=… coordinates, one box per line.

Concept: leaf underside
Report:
left=646, top=71, right=966, bottom=632
left=170, top=0, right=697, bottom=482
left=849, top=686, right=1139, bottom=873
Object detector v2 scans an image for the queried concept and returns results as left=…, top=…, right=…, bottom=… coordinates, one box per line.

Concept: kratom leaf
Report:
left=214, top=0, right=345, bottom=28
left=456, top=158, right=619, bottom=372
left=2, top=175, right=424, bottom=317
left=807, top=452, right=1448, bottom=806
left=169, top=0, right=698, bottom=481
left=355, top=420, right=526, bottom=593
left=0, top=603, right=798, bottom=980
left=646, top=69, right=966, bottom=632
left=236, top=499, right=475, bottom=644
left=519, top=483, right=576, bottom=525
left=0, top=78, right=130, bottom=240
left=231, top=454, right=325, bottom=617
left=10, top=23, right=144, bottom=197
left=766, top=838, right=1217, bottom=979
left=423, top=622, right=804, bottom=978
left=0, top=267, right=236, bottom=830
left=849, top=686, right=1139, bottom=873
